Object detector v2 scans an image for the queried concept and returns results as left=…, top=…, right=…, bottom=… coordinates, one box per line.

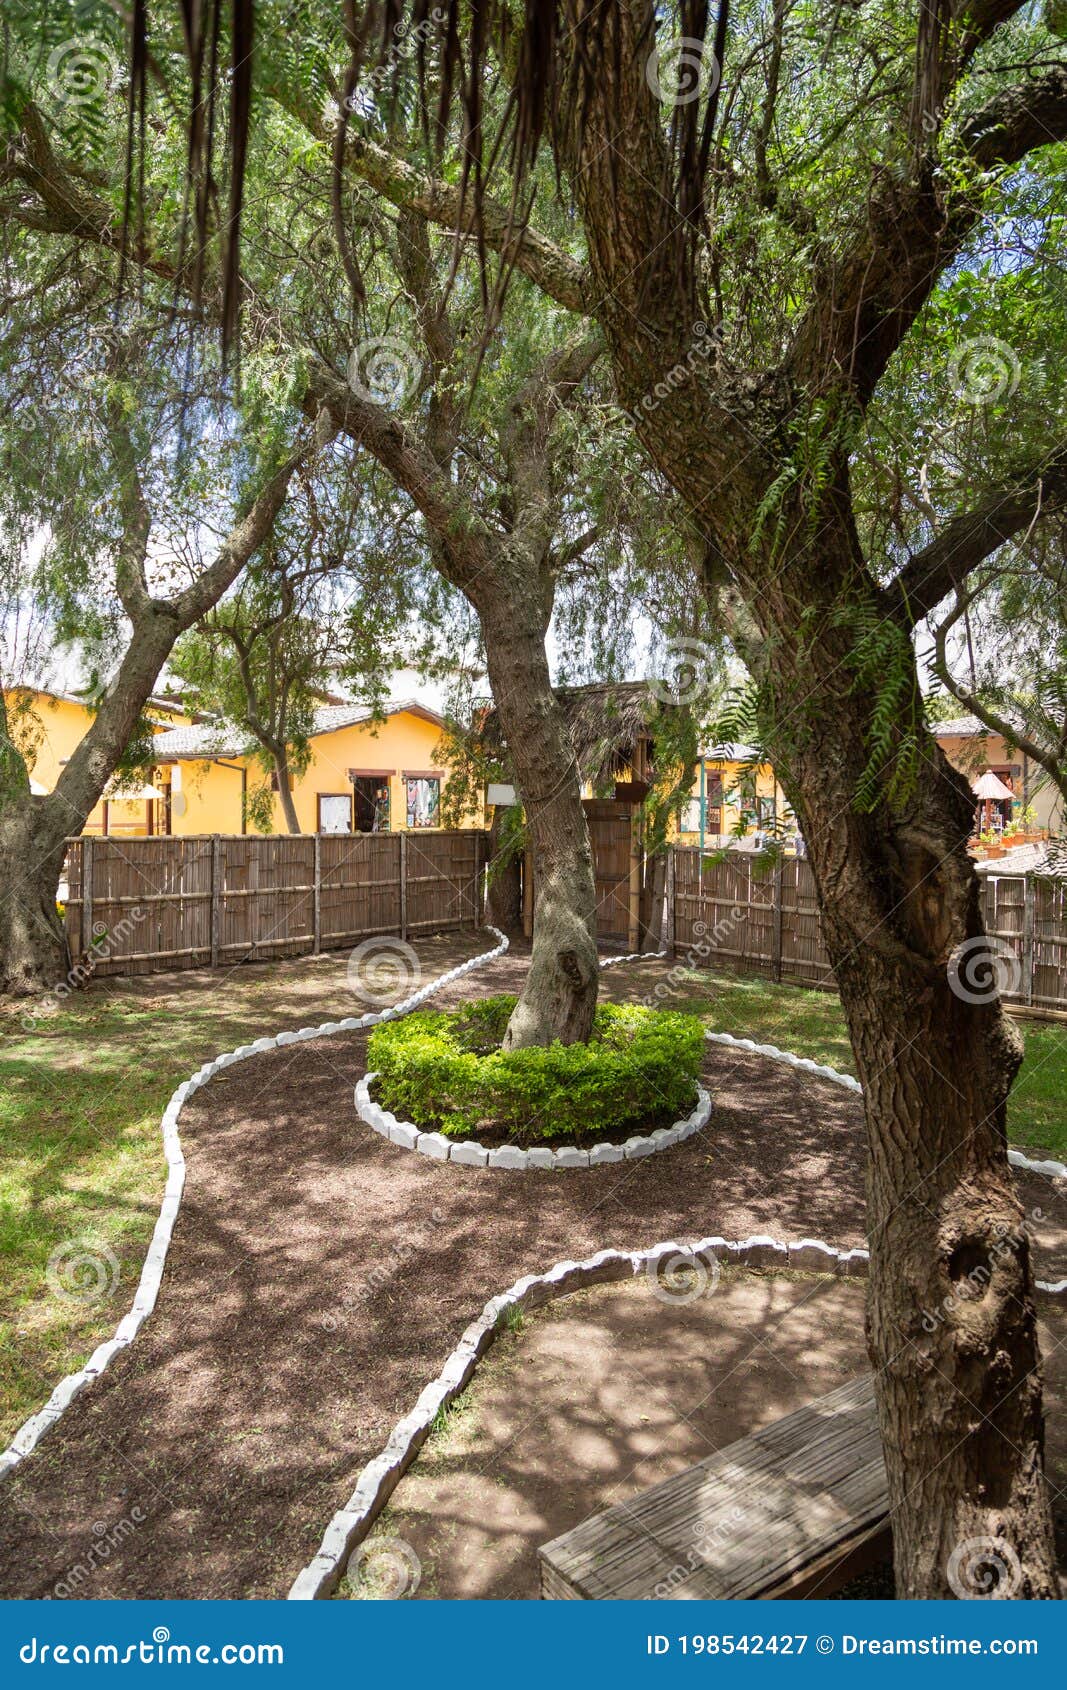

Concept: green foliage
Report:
left=367, top=995, right=704, bottom=1143
left=835, top=605, right=924, bottom=815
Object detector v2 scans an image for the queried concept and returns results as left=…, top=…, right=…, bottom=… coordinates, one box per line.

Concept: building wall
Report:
left=3, top=690, right=186, bottom=836
left=937, top=731, right=1063, bottom=833
left=166, top=711, right=476, bottom=835
left=6, top=691, right=471, bottom=839
left=167, top=757, right=248, bottom=835
left=676, top=758, right=791, bottom=844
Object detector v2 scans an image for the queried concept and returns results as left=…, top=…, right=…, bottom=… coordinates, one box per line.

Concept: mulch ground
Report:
left=0, top=949, right=1063, bottom=1599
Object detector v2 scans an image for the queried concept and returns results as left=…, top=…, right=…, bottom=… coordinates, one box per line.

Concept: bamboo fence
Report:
left=63, top=830, right=486, bottom=978
left=671, top=847, right=1067, bottom=1011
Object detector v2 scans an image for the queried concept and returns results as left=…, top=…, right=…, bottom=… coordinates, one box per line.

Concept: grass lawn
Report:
left=1, top=944, right=1063, bottom=1449
left=667, top=965, right=1067, bottom=1164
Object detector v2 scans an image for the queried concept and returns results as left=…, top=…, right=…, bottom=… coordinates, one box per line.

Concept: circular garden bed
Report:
left=355, top=995, right=711, bottom=1170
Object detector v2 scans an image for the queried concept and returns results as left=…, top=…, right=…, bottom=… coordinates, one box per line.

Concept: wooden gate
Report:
left=522, top=798, right=643, bottom=951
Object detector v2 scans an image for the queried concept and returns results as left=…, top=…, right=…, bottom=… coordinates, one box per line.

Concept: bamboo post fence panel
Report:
left=778, top=858, right=836, bottom=989
left=403, top=829, right=484, bottom=933
left=319, top=832, right=401, bottom=944
left=64, top=836, right=214, bottom=976
left=669, top=853, right=1067, bottom=1009
left=980, top=875, right=1027, bottom=1006
left=61, top=830, right=486, bottom=980
left=1030, top=877, right=1067, bottom=1010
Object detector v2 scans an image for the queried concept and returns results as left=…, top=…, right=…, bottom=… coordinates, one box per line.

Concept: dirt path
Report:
left=365, top=1271, right=1067, bottom=1600
left=0, top=951, right=1062, bottom=1598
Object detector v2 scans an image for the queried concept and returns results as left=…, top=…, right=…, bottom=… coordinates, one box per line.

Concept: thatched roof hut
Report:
left=482, top=679, right=694, bottom=792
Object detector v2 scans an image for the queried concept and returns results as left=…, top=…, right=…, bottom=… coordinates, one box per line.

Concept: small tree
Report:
left=171, top=472, right=414, bottom=833
left=0, top=299, right=320, bottom=992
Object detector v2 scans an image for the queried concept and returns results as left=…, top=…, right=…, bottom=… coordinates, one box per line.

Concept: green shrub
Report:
left=367, top=995, right=704, bottom=1143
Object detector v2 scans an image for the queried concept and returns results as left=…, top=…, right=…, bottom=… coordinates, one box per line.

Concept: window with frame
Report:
left=317, top=793, right=352, bottom=833
left=405, top=776, right=440, bottom=829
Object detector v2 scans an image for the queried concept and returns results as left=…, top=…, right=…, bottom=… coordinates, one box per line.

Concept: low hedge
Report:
left=367, top=994, right=705, bottom=1143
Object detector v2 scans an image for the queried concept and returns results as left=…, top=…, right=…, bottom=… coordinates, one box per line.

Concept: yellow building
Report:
left=153, top=700, right=467, bottom=835
left=5, top=689, right=468, bottom=838
left=676, top=742, right=792, bottom=848
left=3, top=688, right=187, bottom=836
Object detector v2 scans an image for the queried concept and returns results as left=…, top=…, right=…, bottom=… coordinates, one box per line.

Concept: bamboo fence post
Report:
left=772, top=855, right=784, bottom=983
left=399, top=832, right=408, bottom=942
left=313, top=833, right=322, bottom=954
left=81, top=837, right=94, bottom=958
left=210, top=837, right=222, bottom=969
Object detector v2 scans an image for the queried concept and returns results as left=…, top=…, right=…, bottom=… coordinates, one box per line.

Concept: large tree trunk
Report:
left=0, top=797, right=72, bottom=997
left=549, top=0, right=1056, bottom=1597
left=767, top=551, right=1056, bottom=1599
left=479, top=598, right=598, bottom=1049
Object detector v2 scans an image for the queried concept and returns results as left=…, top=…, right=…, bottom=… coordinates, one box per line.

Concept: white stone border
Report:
left=354, top=1073, right=712, bottom=1170
left=6, top=920, right=1062, bottom=1546
left=287, top=1228, right=872, bottom=1600
left=289, top=1017, right=1067, bottom=1598
left=0, top=926, right=510, bottom=1482
left=290, top=1197, right=1067, bottom=1601
left=351, top=943, right=699, bottom=1169
left=703, top=1028, right=1067, bottom=1184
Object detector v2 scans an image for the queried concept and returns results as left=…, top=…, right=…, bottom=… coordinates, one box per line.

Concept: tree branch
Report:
left=890, top=445, right=1067, bottom=624
left=268, top=81, right=591, bottom=315
left=302, top=356, right=499, bottom=596
left=51, top=433, right=321, bottom=825
left=929, top=582, right=1067, bottom=807
left=790, top=52, right=1067, bottom=401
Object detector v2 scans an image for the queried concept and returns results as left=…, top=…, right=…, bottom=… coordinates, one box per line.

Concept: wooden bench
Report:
left=538, top=1375, right=890, bottom=1600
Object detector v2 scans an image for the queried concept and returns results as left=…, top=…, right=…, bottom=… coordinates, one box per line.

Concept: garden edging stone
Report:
left=352, top=1072, right=714, bottom=1171
left=0, top=927, right=510, bottom=1482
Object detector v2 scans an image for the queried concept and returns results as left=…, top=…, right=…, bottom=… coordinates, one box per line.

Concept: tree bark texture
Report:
left=479, top=596, right=599, bottom=1049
